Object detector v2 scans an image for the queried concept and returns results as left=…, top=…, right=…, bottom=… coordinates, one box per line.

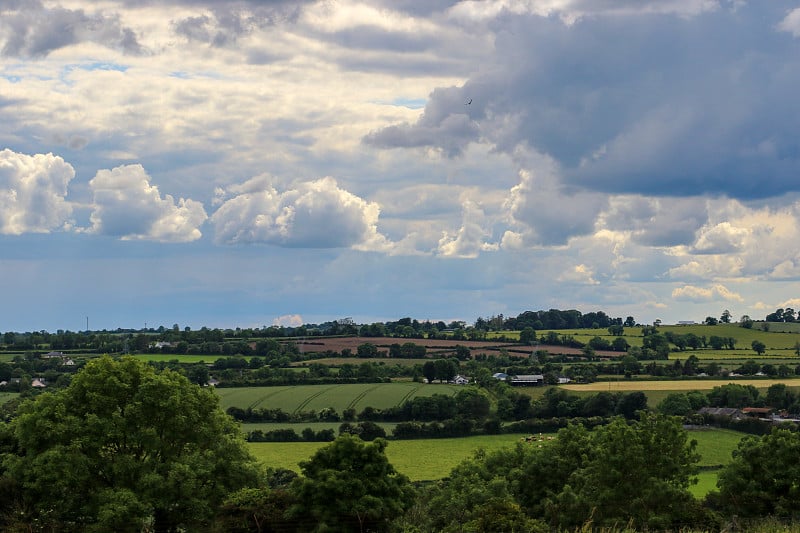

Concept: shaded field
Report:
left=240, top=421, right=399, bottom=433
left=0, top=392, right=19, bottom=405
left=217, top=383, right=463, bottom=413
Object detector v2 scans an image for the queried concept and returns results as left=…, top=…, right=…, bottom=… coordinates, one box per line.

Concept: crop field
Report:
left=562, top=378, right=800, bottom=393
left=216, top=383, right=463, bottom=413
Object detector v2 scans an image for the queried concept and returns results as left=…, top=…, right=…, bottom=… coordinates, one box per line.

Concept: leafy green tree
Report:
left=657, top=393, right=693, bottom=416
left=716, top=429, right=800, bottom=518
left=289, top=435, right=414, bottom=532
left=751, top=340, right=766, bottom=356
left=708, top=383, right=760, bottom=408
left=547, top=414, right=701, bottom=530
left=519, top=327, right=537, bottom=345
left=1, top=356, right=260, bottom=532
left=720, top=309, right=732, bottom=323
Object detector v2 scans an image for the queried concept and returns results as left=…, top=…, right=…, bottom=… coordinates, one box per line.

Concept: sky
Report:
left=2, top=0, right=800, bottom=332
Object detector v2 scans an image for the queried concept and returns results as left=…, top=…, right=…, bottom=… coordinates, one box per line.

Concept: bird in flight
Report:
left=465, top=98, right=472, bottom=105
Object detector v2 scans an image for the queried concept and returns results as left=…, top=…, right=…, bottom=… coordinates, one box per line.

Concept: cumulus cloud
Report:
left=672, top=284, right=743, bottom=303
left=0, top=3, right=141, bottom=57
left=692, top=222, right=750, bottom=254
left=211, top=176, right=391, bottom=251
left=504, top=167, right=607, bottom=246
left=437, top=200, right=498, bottom=258
left=0, top=149, right=74, bottom=234
left=87, top=164, right=207, bottom=242
left=273, top=313, right=303, bottom=327
left=778, top=7, right=800, bottom=37
left=557, top=264, right=599, bottom=285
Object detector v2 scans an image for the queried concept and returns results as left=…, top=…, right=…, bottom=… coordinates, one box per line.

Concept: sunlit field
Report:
left=562, top=378, right=800, bottom=392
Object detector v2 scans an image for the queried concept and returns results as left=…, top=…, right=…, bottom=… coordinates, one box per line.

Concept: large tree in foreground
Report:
left=289, top=435, right=414, bottom=532
left=715, top=428, right=800, bottom=519
left=1, top=356, right=260, bottom=532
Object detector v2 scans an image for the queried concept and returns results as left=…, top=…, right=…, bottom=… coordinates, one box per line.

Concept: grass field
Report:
left=248, top=434, right=525, bottom=481
left=248, top=428, right=746, bottom=493
left=217, top=383, right=463, bottom=413
left=0, top=392, right=19, bottom=405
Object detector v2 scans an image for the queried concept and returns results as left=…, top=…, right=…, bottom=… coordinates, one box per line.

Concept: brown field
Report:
left=292, top=336, right=618, bottom=359
left=563, top=378, right=800, bottom=392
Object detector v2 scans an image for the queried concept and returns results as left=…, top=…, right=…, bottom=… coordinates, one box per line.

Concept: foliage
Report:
left=0, top=356, right=261, bottom=532
left=419, top=413, right=703, bottom=531
left=289, top=435, right=414, bottom=532
left=715, top=428, right=800, bottom=519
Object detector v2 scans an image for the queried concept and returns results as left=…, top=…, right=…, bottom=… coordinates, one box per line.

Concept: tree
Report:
left=704, top=316, right=719, bottom=325
left=547, top=414, right=701, bottom=530
left=720, top=309, right=732, bottom=323
left=739, top=315, right=754, bottom=328
left=519, top=327, right=537, bottom=345
left=289, top=435, right=414, bottom=532
left=1, top=356, right=260, bottom=532
left=607, top=324, right=624, bottom=336
left=716, top=429, right=800, bottom=518
left=751, top=339, right=766, bottom=356
left=657, top=393, right=693, bottom=416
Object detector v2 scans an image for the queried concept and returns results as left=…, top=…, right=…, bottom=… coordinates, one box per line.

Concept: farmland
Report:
left=216, top=382, right=464, bottom=412
left=248, top=428, right=745, bottom=496
left=562, top=378, right=800, bottom=392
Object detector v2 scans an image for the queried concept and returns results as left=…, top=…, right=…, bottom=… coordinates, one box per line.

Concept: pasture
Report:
left=0, top=392, right=19, bottom=405
left=248, top=434, right=525, bottom=481
left=216, top=383, right=463, bottom=413
left=248, top=428, right=746, bottom=495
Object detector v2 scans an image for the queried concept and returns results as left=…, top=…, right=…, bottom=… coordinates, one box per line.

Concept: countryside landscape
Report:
left=4, top=308, right=800, bottom=530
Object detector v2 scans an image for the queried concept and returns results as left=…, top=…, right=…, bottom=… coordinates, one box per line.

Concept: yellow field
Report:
left=562, top=378, right=800, bottom=392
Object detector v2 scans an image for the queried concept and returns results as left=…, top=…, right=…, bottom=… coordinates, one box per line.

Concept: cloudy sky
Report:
left=2, top=0, right=800, bottom=332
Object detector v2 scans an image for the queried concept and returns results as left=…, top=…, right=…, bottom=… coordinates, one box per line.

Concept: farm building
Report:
left=509, top=374, right=544, bottom=386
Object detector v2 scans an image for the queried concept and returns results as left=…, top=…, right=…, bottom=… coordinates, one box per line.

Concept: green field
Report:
left=248, top=428, right=746, bottom=492
left=217, top=383, right=463, bottom=413
left=0, top=392, right=19, bottom=405
left=248, top=434, right=525, bottom=481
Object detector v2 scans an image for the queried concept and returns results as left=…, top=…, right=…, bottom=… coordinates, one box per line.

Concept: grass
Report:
left=248, top=434, right=525, bottom=481
left=217, top=383, right=463, bottom=413
left=247, top=427, right=746, bottom=492
left=0, top=392, right=19, bottom=405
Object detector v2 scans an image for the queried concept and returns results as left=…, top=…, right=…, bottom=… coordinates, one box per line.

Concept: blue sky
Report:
left=2, top=0, right=800, bottom=331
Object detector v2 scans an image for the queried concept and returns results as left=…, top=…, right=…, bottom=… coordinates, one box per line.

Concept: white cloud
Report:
left=211, top=176, right=391, bottom=251
left=0, top=149, right=74, bottom=234
left=437, top=199, right=498, bottom=258
left=87, top=164, right=207, bottom=242
left=557, top=264, right=599, bottom=285
left=273, top=314, right=303, bottom=327
left=672, top=283, right=743, bottom=303
left=778, top=7, right=800, bottom=37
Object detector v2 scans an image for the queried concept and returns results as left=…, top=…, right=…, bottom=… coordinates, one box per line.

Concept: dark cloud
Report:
left=364, top=86, right=480, bottom=156
left=0, top=5, right=141, bottom=57
left=370, top=0, right=462, bottom=17
left=366, top=2, right=800, bottom=200
left=171, top=2, right=305, bottom=46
